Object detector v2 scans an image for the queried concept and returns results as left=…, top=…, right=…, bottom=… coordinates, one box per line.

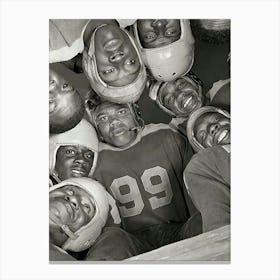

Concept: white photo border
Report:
left=0, top=0, right=279, bottom=279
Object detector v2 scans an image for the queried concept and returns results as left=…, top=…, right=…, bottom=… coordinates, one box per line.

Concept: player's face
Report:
left=49, top=69, right=82, bottom=124
left=55, top=145, right=94, bottom=180
left=94, top=102, right=137, bottom=148
left=49, top=185, right=96, bottom=233
left=94, top=25, right=140, bottom=87
left=159, top=77, right=202, bottom=116
left=194, top=112, right=230, bottom=148
left=137, top=19, right=181, bottom=49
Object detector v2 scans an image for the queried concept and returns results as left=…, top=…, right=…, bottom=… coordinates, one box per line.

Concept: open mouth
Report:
left=179, top=94, right=200, bottom=113
left=71, top=167, right=87, bottom=177
left=215, top=128, right=230, bottom=144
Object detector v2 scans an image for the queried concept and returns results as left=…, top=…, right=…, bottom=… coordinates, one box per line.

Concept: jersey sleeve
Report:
left=166, top=129, right=198, bottom=216
left=183, top=147, right=230, bottom=232
left=105, top=191, right=121, bottom=226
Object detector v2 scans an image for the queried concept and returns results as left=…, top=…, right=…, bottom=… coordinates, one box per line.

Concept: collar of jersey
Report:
left=98, top=123, right=177, bottom=152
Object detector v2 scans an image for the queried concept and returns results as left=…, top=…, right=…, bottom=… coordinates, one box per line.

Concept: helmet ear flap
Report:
left=130, top=103, right=145, bottom=129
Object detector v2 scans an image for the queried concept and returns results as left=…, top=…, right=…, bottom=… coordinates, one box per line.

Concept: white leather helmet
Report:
left=186, top=106, right=230, bottom=152
left=133, top=19, right=195, bottom=82
left=49, top=177, right=111, bottom=252
left=149, top=72, right=203, bottom=117
left=49, top=119, right=99, bottom=181
left=83, top=24, right=147, bottom=104
left=207, top=78, right=230, bottom=102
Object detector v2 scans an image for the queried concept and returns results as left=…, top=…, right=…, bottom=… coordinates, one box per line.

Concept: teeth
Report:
left=72, top=169, right=85, bottom=175
left=183, top=96, right=192, bottom=108
left=218, top=130, right=228, bottom=143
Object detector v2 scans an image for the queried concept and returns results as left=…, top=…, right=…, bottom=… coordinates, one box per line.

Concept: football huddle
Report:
left=49, top=19, right=230, bottom=261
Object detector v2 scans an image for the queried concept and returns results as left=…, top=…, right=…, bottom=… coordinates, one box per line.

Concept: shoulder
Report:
left=187, top=145, right=230, bottom=171
left=98, top=123, right=179, bottom=152
left=142, top=123, right=178, bottom=135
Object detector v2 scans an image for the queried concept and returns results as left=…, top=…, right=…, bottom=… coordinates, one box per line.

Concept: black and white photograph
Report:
left=49, top=18, right=231, bottom=262
left=1, top=0, right=280, bottom=279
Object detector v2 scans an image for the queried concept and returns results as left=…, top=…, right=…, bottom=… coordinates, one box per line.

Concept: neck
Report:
left=49, top=226, right=68, bottom=247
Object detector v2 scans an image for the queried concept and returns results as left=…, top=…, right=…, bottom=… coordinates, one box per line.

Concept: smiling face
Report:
left=93, top=102, right=137, bottom=148
left=137, top=19, right=181, bottom=49
left=94, top=25, right=140, bottom=87
left=55, top=145, right=94, bottom=180
left=49, top=184, right=96, bottom=234
left=194, top=112, right=230, bottom=148
left=159, top=77, right=203, bottom=117
left=49, top=69, right=84, bottom=133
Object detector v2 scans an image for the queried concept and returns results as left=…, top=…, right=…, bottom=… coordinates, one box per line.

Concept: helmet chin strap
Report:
left=49, top=212, right=78, bottom=241
left=128, top=126, right=141, bottom=132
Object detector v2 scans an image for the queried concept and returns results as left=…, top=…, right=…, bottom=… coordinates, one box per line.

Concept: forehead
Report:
left=49, top=69, right=67, bottom=82
left=160, top=78, right=196, bottom=96
left=195, top=112, right=227, bottom=127
left=95, top=102, right=129, bottom=115
left=58, top=145, right=93, bottom=153
left=138, top=19, right=179, bottom=28
left=49, top=69, right=59, bottom=79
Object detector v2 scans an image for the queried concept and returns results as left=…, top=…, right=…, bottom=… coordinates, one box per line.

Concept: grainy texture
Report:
left=126, top=225, right=230, bottom=261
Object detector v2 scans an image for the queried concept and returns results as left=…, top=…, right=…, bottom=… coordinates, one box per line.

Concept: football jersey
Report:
left=93, top=123, right=194, bottom=233
left=184, top=145, right=230, bottom=232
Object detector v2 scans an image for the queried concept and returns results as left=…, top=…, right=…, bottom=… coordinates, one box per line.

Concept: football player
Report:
left=133, top=19, right=195, bottom=82
left=190, top=19, right=230, bottom=44
left=186, top=106, right=230, bottom=152
left=49, top=177, right=120, bottom=260
left=84, top=98, right=202, bottom=260
left=149, top=72, right=204, bottom=131
left=184, top=106, right=230, bottom=233
left=49, top=64, right=85, bottom=134
left=183, top=144, right=230, bottom=233
left=83, top=24, right=147, bottom=104
left=49, top=119, right=98, bottom=186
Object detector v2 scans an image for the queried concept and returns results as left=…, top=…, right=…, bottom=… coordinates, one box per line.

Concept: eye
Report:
left=82, top=203, right=91, bottom=214
left=197, top=131, right=206, bottom=141
left=165, top=28, right=178, bottom=37
left=177, top=82, right=187, bottom=90
left=85, top=152, right=93, bottom=159
left=118, top=108, right=128, bottom=115
left=50, top=80, right=55, bottom=85
left=103, top=68, right=115, bottom=75
left=65, top=149, right=76, bottom=156
left=164, top=95, right=174, bottom=105
left=66, top=189, right=74, bottom=196
left=126, top=59, right=136, bottom=65
left=97, top=115, right=109, bottom=123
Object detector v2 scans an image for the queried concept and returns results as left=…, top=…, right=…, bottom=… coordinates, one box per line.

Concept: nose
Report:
left=109, top=51, right=125, bottom=63
left=151, top=19, right=168, bottom=32
left=109, top=117, right=121, bottom=127
left=74, top=153, right=87, bottom=164
left=208, top=123, right=220, bottom=136
left=65, top=195, right=79, bottom=209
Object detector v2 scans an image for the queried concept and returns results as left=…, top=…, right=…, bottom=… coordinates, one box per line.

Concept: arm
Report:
left=183, top=147, right=230, bottom=232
